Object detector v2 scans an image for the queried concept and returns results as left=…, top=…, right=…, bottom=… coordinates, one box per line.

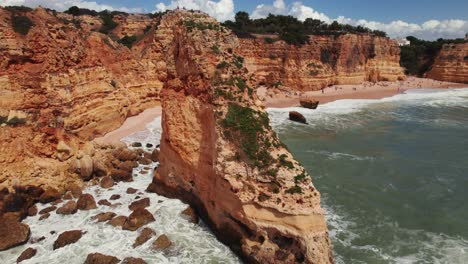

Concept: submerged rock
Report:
left=122, top=208, right=155, bottom=231
left=289, top=111, right=307, bottom=124
left=108, top=216, right=127, bottom=227
left=133, top=227, right=155, bottom=248
left=84, top=253, right=120, bottom=264
left=17, top=247, right=37, bottom=263
left=91, top=212, right=116, bottom=222
left=53, top=230, right=83, bottom=250
left=122, top=257, right=147, bottom=264
left=181, top=206, right=199, bottom=224
left=153, top=234, right=171, bottom=250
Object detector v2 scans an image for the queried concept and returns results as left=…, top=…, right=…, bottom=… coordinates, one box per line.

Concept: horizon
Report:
left=0, top=0, right=466, bottom=40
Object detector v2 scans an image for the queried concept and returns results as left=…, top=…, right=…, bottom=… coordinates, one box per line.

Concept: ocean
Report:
left=268, top=88, right=468, bottom=263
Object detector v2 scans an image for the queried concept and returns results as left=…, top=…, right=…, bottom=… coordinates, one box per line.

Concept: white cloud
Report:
left=155, top=0, right=235, bottom=21
left=0, top=0, right=144, bottom=13
left=251, top=0, right=468, bottom=40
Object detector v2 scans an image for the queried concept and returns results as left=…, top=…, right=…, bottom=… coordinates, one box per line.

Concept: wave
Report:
left=306, top=150, right=376, bottom=161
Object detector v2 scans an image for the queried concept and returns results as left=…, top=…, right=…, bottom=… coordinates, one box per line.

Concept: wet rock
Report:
left=17, top=247, right=37, bottom=263
left=27, top=205, right=38, bottom=216
left=122, top=257, right=147, bottom=264
left=84, top=253, right=120, bottom=264
left=150, top=149, right=159, bottom=162
left=146, top=143, right=153, bottom=148
left=39, top=206, right=57, bottom=215
left=110, top=194, right=120, bottom=200
left=126, top=188, right=137, bottom=194
left=108, top=216, right=127, bottom=227
left=110, top=169, right=133, bottom=182
left=56, top=201, right=77, bottom=215
left=77, top=194, right=97, bottom=210
left=30, top=236, right=45, bottom=244
left=0, top=216, right=30, bottom=250
left=39, top=188, right=61, bottom=204
left=145, top=183, right=158, bottom=193
left=51, top=199, right=63, bottom=206
left=92, top=212, right=116, bottom=222
left=299, top=98, right=319, bottom=109
left=181, top=206, right=199, bottom=224
left=129, top=198, right=150, bottom=211
left=79, top=155, right=94, bottom=181
left=13, top=185, right=44, bottom=200
left=153, top=234, right=171, bottom=250
left=289, top=111, right=307, bottom=124
left=122, top=208, right=155, bottom=231
left=98, top=199, right=111, bottom=206
left=65, top=184, right=82, bottom=198
left=131, top=142, right=142, bottom=148
left=53, top=230, right=83, bottom=250
left=100, top=176, right=114, bottom=189
left=63, top=192, right=73, bottom=200
left=133, top=227, right=155, bottom=248
left=114, top=148, right=138, bottom=162
left=39, top=213, right=50, bottom=221
left=138, top=157, right=152, bottom=165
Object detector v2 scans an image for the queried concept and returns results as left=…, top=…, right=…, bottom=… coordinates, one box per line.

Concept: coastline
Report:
left=264, top=77, right=467, bottom=108
left=94, top=78, right=466, bottom=144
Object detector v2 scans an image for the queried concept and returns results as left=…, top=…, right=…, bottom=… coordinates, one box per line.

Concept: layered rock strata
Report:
left=426, top=43, right=468, bottom=84
left=147, top=11, right=333, bottom=263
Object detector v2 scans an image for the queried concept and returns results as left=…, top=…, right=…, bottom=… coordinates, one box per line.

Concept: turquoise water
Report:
left=268, top=88, right=468, bottom=263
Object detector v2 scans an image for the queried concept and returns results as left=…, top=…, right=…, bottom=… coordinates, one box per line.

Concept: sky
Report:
left=1, top=0, right=467, bottom=40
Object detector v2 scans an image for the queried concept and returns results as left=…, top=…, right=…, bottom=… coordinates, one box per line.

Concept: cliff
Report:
left=239, top=34, right=405, bottom=90
left=146, top=11, right=333, bottom=263
left=426, top=43, right=468, bottom=84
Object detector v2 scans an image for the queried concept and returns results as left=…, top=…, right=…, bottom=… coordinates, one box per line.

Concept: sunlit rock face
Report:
left=239, top=34, right=405, bottom=90
left=426, top=43, right=468, bottom=84
left=149, top=10, right=333, bottom=263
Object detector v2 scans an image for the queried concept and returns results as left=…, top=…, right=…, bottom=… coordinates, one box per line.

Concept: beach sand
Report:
left=264, top=77, right=467, bottom=108
left=94, top=106, right=162, bottom=144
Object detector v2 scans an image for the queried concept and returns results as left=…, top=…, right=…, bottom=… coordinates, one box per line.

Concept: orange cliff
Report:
left=146, top=11, right=333, bottom=263
left=426, top=43, right=468, bottom=84
left=238, top=34, right=405, bottom=90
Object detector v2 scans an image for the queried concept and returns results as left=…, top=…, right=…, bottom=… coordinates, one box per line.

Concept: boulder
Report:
left=39, top=213, right=50, bottom=221
left=27, top=205, right=38, bottom=216
left=114, top=149, right=138, bottom=162
left=108, top=216, right=127, bottom=227
left=128, top=198, right=150, bottom=211
left=109, top=194, right=120, bottom=200
left=289, top=111, right=307, bottom=124
left=39, top=206, right=57, bottom=215
left=84, top=253, right=120, bottom=264
left=100, top=176, right=114, bottom=189
left=110, top=169, right=133, bottom=182
left=56, top=201, right=77, bottom=215
left=3, top=193, right=33, bottom=216
left=53, top=230, right=83, bottom=250
left=79, top=155, right=94, bottom=181
left=65, top=184, right=82, bottom=198
left=150, top=149, right=159, bottom=162
left=133, top=227, right=155, bottom=248
left=126, top=188, right=137, bottom=194
left=98, top=199, right=111, bottom=206
left=138, top=157, right=152, bottom=165
left=153, top=234, right=171, bottom=250
left=91, top=212, right=116, bottom=222
left=299, top=98, right=319, bottom=109
left=57, top=141, right=73, bottom=161
left=181, top=206, right=199, bottom=224
left=122, top=208, right=155, bottom=231
left=6, top=110, right=27, bottom=125
left=77, top=194, right=97, bottom=210
left=39, top=188, right=61, bottom=204
left=122, top=257, right=147, bottom=264
left=62, top=192, right=73, bottom=200
left=17, top=247, right=37, bottom=263
left=131, top=142, right=142, bottom=148
left=0, top=216, right=30, bottom=250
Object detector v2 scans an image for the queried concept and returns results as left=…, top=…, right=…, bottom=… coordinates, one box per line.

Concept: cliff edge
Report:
left=426, top=43, right=468, bottom=84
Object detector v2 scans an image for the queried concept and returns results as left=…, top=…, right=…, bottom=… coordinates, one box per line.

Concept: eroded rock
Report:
left=122, top=208, right=155, bottom=231
left=17, top=247, right=37, bottom=263
left=133, top=227, right=155, bottom=248
left=53, top=230, right=83, bottom=250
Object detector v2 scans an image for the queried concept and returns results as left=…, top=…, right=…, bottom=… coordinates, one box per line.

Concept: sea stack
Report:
left=148, top=11, right=333, bottom=263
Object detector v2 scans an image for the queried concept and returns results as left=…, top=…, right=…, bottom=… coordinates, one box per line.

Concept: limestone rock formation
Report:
left=289, top=111, right=307, bottom=124
left=239, top=34, right=405, bottom=90
left=148, top=11, right=333, bottom=263
left=426, top=43, right=468, bottom=83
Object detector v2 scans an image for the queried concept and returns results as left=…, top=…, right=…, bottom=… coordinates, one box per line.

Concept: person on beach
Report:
left=321, top=88, right=324, bottom=94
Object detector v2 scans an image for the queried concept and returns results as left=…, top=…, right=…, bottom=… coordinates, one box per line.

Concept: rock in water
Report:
left=181, top=206, right=199, bottom=224
left=84, top=253, right=120, bottom=264
left=39, top=188, right=61, bottom=204
left=56, top=201, right=77, bottom=215
left=133, top=227, right=155, bottom=248
left=128, top=198, right=150, bottom=211
left=299, top=98, right=319, bottom=109
left=153, top=234, right=171, bottom=250
left=108, top=216, right=127, bottom=227
left=150, top=11, right=332, bottom=263
left=53, top=230, right=83, bottom=250
left=289, top=111, right=307, bottom=124
left=100, top=176, right=114, bottom=189
left=122, top=257, right=147, bottom=264
left=122, top=208, right=155, bottom=231
left=77, top=194, right=97, bottom=210
left=0, top=216, right=30, bottom=251
left=17, top=247, right=37, bottom=262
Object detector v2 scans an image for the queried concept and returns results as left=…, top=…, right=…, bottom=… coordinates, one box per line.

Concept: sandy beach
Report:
left=94, top=106, right=162, bottom=144
left=264, top=77, right=467, bottom=108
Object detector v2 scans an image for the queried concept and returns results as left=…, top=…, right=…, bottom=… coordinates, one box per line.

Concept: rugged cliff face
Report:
left=0, top=7, right=163, bottom=188
left=239, top=34, right=405, bottom=90
left=426, top=43, right=468, bottom=84
left=146, top=11, right=333, bottom=263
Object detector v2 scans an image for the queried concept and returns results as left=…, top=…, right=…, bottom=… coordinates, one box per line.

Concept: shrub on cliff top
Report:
left=118, top=35, right=138, bottom=48
left=99, top=11, right=118, bottom=35
left=5, top=6, right=33, bottom=13
left=11, top=15, right=35, bottom=35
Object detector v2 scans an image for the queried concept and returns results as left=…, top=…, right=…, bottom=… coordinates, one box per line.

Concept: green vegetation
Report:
left=258, top=192, right=271, bottom=202
left=214, top=88, right=235, bottom=100
left=232, top=56, right=244, bottom=69
left=278, top=154, right=294, bottom=169
left=400, top=36, right=467, bottom=76
left=11, top=15, right=35, bottom=35
left=118, top=35, right=138, bottom=48
left=216, top=61, right=229, bottom=69
left=4, top=6, right=33, bottom=13
left=294, top=171, right=307, bottom=183
left=286, top=185, right=303, bottom=194
left=221, top=103, right=273, bottom=168
left=223, top=12, right=387, bottom=46
left=99, top=11, right=118, bottom=34
left=211, top=45, right=221, bottom=54
left=183, top=20, right=222, bottom=33
left=264, top=37, right=276, bottom=44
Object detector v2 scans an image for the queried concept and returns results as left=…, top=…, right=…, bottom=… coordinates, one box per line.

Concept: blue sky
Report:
left=1, top=0, right=467, bottom=39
